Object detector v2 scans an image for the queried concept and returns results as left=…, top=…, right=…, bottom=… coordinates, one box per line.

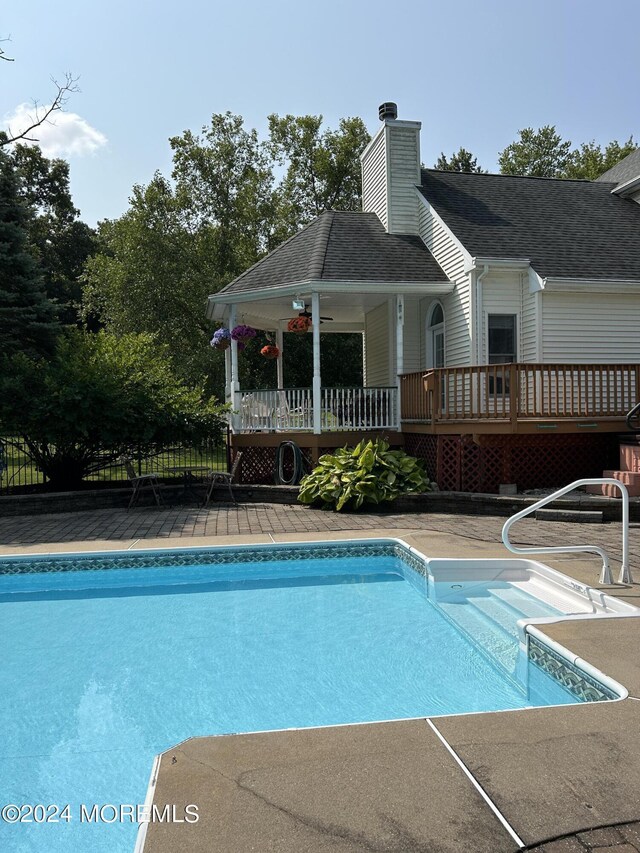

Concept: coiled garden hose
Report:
left=274, top=441, right=308, bottom=486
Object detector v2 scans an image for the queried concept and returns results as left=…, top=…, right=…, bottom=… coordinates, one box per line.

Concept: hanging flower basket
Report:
left=231, top=324, right=257, bottom=344
left=210, top=328, right=231, bottom=351
left=260, top=345, right=280, bottom=360
left=287, top=316, right=311, bottom=335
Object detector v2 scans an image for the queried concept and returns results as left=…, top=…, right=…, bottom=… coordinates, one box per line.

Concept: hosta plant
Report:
left=298, top=438, right=433, bottom=512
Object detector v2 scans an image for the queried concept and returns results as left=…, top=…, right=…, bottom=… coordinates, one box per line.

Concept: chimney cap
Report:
left=378, top=102, right=398, bottom=121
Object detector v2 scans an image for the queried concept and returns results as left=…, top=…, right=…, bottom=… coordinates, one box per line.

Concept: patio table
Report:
left=164, top=465, right=212, bottom=502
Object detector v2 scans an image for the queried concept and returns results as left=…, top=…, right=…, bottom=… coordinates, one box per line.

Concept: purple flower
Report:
left=231, top=324, right=257, bottom=342
left=210, top=328, right=231, bottom=350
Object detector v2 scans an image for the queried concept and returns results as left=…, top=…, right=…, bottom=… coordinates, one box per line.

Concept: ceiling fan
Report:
left=279, top=303, right=334, bottom=322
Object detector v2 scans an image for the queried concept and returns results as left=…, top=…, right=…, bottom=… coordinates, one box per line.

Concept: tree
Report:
left=1, top=37, right=78, bottom=148
left=434, top=147, right=486, bottom=173
left=170, top=113, right=277, bottom=280
left=0, top=330, right=227, bottom=490
left=564, top=137, right=637, bottom=180
left=84, top=112, right=369, bottom=397
left=498, top=126, right=573, bottom=177
left=83, top=173, right=221, bottom=391
left=0, top=151, right=59, bottom=359
left=268, top=114, right=370, bottom=234
left=10, top=144, right=97, bottom=325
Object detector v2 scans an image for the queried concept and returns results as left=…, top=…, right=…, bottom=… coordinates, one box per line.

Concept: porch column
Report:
left=395, top=295, right=404, bottom=429
left=224, top=347, right=232, bottom=405
left=312, top=292, right=321, bottom=434
left=229, top=304, right=240, bottom=433
left=275, top=328, right=284, bottom=389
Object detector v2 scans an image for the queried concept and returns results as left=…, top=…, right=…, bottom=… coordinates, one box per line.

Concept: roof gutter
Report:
left=464, top=256, right=531, bottom=273
left=611, top=175, right=640, bottom=197
left=206, top=278, right=455, bottom=318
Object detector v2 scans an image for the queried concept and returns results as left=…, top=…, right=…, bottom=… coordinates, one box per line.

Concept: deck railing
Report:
left=401, top=363, right=640, bottom=424
left=238, top=387, right=398, bottom=432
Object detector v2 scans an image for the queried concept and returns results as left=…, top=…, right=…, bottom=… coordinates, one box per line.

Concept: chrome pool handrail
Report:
left=501, top=478, right=631, bottom=585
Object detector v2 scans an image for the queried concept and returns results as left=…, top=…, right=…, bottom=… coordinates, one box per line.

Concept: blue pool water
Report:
left=0, top=550, right=591, bottom=852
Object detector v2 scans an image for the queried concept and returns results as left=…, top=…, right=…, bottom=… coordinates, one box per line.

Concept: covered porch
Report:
left=206, top=210, right=453, bottom=443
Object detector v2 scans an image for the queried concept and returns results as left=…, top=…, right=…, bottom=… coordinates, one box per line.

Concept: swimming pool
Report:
left=0, top=540, right=631, bottom=852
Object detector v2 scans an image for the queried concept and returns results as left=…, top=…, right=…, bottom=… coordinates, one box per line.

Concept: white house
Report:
left=207, top=103, right=640, bottom=492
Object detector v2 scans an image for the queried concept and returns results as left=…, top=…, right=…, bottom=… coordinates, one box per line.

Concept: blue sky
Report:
left=3, top=0, right=639, bottom=225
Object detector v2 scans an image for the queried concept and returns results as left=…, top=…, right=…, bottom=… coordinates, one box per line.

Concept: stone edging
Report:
left=0, top=483, right=636, bottom=520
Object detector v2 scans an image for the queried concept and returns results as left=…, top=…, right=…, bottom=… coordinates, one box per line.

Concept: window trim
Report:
left=426, top=300, right=446, bottom=369
left=485, top=311, right=519, bottom=364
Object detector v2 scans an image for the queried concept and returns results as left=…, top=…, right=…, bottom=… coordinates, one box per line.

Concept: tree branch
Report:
left=0, top=37, right=15, bottom=61
left=1, top=72, right=80, bottom=147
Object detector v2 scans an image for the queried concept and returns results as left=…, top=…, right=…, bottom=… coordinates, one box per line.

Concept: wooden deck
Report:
left=400, top=363, right=640, bottom=435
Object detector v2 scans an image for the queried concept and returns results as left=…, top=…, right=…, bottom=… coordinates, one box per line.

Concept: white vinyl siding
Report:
left=402, top=294, right=422, bottom=373
left=418, top=202, right=471, bottom=366
left=387, top=126, right=420, bottom=235
left=521, top=276, right=538, bottom=361
left=542, top=292, right=640, bottom=361
left=361, top=127, right=388, bottom=229
left=481, top=272, right=521, bottom=361
left=364, top=302, right=391, bottom=385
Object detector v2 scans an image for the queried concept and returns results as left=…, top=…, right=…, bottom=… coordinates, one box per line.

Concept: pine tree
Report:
left=0, top=152, right=59, bottom=359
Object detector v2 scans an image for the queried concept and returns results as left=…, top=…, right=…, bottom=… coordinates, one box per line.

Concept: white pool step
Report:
left=435, top=597, right=519, bottom=674
left=435, top=584, right=561, bottom=677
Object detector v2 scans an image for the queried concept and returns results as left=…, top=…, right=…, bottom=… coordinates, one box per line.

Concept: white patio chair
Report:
left=241, top=395, right=274, bottom=431
left=202, top=451, right=243, bottom=506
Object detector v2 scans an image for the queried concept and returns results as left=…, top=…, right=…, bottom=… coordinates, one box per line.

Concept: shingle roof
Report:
left=419, top=169, right=640, bottom=280
left=217, top=210, right=448, bottom=295
left=595, top=147, right=640, bottom=187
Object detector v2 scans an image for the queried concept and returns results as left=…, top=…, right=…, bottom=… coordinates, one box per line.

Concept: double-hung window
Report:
left=488, top=314, right=517, bottom=394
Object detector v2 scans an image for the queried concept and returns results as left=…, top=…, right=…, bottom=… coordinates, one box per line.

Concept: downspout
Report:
left=475, top=264, right=489, bottom=364
left=395, top=295, right=404, bottom=430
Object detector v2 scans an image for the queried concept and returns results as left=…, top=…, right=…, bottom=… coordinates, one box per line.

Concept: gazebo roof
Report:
left=212, top=210, right=449, bottom=300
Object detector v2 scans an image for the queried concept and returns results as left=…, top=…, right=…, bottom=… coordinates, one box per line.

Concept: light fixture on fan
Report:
left=279, top=302, right=334, bottom=323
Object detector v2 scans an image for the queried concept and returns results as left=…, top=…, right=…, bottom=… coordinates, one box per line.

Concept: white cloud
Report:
left=2, top=102, right=108, bottom=157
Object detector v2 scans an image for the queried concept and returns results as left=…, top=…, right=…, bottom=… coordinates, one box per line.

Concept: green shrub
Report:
left=0, top=330, right=228, bottom=490
left=298, top=438, right=434, bottom=512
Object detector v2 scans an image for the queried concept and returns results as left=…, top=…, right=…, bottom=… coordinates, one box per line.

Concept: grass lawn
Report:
left=0, top=441, right=228, bottom=491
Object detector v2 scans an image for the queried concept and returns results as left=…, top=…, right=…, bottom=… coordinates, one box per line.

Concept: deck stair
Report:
left=587, top=435, right=640, bottom=497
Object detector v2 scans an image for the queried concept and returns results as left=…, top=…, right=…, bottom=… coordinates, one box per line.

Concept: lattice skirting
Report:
left=404, top=433, right=618, bottom=493
left=236, top=439, right=404, bottom=485
left=237, top=446, right=314, bottom=485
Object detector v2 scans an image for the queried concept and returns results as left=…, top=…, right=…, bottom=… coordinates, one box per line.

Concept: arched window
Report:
left=427, top=302, right=445, bottom=368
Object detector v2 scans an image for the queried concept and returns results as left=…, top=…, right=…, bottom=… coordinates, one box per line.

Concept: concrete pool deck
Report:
left=1, top=503, right=639, bottom=851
